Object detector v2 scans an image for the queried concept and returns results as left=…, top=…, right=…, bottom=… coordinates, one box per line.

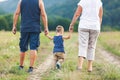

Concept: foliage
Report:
left=99, top=32, right=120, bottom=57
left=0, top=0, right=120, bottom=31
left=0, top=16, right=9, bottom=30
left=47, top=16, right=71, bottom=31
left=41, top=32, right=120, bottom=80
left=0, top=31, right=51, bottom=80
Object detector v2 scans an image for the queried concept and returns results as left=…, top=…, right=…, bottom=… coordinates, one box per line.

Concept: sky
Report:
left=0, top=0, right=8, bottom=2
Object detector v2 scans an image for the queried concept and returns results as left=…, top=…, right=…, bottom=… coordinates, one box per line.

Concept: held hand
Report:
left=44, top=28, right=49, bottom=36
left=12, top=26, right=17, bottom=35
left=69, top=25, right=74, bottom=32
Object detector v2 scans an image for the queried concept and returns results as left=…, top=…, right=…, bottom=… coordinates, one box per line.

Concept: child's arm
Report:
left=63, top=32, right=72, bottom=40
left=46, top=34, right=53, bottom=40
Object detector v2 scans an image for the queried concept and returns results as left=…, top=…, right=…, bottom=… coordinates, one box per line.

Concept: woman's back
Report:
left=78, top=0, right=102, bottom=30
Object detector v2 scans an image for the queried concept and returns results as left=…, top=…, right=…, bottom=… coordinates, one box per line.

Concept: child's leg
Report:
left=57, top=53, right=65, bottom=64
left=55, top=53, right=65, bottom=69
left=53, top=54, right=58, bottom=69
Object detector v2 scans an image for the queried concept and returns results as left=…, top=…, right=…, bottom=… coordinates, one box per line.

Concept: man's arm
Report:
left=39, top=0, right=48, bottom=35
left=12, top=0, right=21, bottom=34
left=69, top=6, right=82, bottom=32
left=99, top=6, right=103, bottom=25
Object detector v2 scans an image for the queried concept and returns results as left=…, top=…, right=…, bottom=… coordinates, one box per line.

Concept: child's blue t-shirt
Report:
left=53, top=35, right=65, bottom=53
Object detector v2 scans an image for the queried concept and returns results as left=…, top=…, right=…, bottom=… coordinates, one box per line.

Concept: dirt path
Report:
left=28, top=45, right=120, bottom=80
left=28, top=55, right=54, bottom=80
left=96, top=45, right=120, bottom=68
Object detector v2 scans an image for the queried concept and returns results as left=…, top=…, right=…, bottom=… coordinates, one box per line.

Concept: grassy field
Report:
left=0, top=31, right=52, bottom=80
left=0, top=31, right=120, bottom=80
left=99, top=32, right=120, bottom=57
left=41, top=32, right=120, bottom=80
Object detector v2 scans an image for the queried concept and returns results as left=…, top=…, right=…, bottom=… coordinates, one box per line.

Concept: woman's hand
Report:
left=69, top=24, right=74, bottom=32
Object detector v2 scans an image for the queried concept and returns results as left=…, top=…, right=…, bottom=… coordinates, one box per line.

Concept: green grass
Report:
left=1, top=31, right=120, bottom=80
left=98, top=32, right=120, bottom=57
left=0, top=31, right=51, bottom=80
left=41, top=32, right=120, bottom=80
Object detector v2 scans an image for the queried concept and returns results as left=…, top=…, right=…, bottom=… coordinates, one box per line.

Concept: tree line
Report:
left=0, top=14, right=79, bottom=32
left=0, top=13, right=120, bottom=32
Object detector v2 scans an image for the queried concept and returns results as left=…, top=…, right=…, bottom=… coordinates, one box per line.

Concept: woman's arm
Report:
left=46, top=34, right=53, bottom=40
left=69, top=6, right=82, bottom=31
left=99, top=6, right=103, bottom=25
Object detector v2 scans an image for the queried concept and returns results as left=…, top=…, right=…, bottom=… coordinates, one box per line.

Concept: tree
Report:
left=0, top=16, right=9, bottom=31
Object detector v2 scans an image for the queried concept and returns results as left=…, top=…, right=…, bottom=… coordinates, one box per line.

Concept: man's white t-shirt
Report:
left=78, top=0, right=102, bottom=30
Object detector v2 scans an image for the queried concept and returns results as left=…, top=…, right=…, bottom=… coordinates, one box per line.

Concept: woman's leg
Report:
left=87, top=60, right=93, bottom=72
left=78, top=28, right=89, bottom=69
left=87, top=29, right=100, bottom=72
left=78, top=56, right=84, bottom=69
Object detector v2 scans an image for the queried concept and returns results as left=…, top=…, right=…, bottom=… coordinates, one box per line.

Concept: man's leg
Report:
left=30, top=50, right=37, bottom=67
left=28, top=32, right=40, bottom=72
left=20, top=52, right=26, bottom=66
left=19, top=32, right=29, bottom=69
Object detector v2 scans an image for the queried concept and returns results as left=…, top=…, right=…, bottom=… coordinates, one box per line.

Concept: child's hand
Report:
left=45, top=33, right=53, bottom=40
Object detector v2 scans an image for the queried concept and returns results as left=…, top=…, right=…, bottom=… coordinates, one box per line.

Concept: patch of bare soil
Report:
left=96, top=45, right=120, bottom=68
left=27, top=55, right=54, bottom=80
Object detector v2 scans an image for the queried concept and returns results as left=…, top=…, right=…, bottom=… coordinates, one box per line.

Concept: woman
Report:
left=69, top=0, right=103, bottom=72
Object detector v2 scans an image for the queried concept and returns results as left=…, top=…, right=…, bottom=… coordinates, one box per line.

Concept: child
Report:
left=46, top=25, right=71, bottom=69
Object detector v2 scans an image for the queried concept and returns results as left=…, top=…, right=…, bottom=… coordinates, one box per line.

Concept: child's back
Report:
left=46, top=25, right=71, bottom=69
left=53, top=35, right=65, bottom=53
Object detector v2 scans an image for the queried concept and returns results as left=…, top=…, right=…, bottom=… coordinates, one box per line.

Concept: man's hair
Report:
left=56, top=25, right=64, bottom=34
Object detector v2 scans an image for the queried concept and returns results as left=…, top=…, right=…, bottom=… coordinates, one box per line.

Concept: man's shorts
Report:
left=53, top=52, right=65, bottom=61
left=19, top=32, right=40, bottom=52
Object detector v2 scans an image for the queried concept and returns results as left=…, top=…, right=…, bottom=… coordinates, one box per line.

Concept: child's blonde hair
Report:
left=56, top=25, right=64, bottom=35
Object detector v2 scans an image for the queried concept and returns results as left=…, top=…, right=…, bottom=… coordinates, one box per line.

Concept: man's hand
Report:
left=12, top=26, right=17, bottom=35
left=44, top=28, right=49, bottom=35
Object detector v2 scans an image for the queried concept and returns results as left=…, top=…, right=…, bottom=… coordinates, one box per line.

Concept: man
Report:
left=12, top=0, right=49, bottom=72
left=69, top=0, right=103, bottom=72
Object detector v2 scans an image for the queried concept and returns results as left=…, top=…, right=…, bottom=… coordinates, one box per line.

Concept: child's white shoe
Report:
left=56, top=61, right=61, bottom=69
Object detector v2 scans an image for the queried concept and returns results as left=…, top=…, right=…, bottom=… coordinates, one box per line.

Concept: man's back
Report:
left=21, top=0, right=41, bottom=32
